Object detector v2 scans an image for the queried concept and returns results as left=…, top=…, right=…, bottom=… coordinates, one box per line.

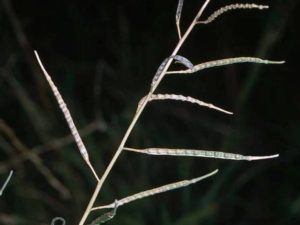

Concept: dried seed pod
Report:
left=124, top=147, right=279, bottom=161
left=151, top=57, right=170, bottom=90
left=150, top=55, right=192, bottom=90
left=176, top=0, right=184, bottom=38
left=89, top=201, right=119, bottom=225
left=117, top=170, right=217, bottom=206
left=91, top=170, right=218, bottom=211
left=173, top=55, right=194, bottom=69
left=34, top=51, right=99, bottom=181
left=199, top=3, right=269, bottom=24
left=137, top=94, right=232, bottom=114
left=176, top=0, right=184, bottom=22
left=166, top=57, right=285, bottom=74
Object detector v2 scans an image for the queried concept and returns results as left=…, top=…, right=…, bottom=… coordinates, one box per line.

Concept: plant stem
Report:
left=78, top=1, right=211, bottom=224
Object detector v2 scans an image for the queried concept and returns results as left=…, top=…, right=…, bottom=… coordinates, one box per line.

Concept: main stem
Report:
left=78, top=1, right=211, bottom=224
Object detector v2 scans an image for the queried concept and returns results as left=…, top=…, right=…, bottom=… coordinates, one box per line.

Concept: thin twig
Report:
left=0, top=119, right=71, bottom=198
left=3, top=70, right=52, bottom=142
left=0, top=120, right=101, bottom=173
left=1, top=0, right=51, bottom=108
left=0, top=170, right=13, bottom=196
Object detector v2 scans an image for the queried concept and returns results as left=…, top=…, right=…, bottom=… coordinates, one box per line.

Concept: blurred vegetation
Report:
left=0, top=0, right=299, bottom=224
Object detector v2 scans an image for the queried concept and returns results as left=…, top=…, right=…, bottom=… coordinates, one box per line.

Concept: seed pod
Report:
left=124, top=147, right=279, bottom=161
left=173, top=55, right=194, bottom=69
left=137, top=94, right=232, bottom=114
left=166, top=57, right=285, bottom=74
left=199, top=3, right=269, bottom=24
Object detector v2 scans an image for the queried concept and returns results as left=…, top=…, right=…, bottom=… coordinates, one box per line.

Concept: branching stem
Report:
left=78, top=0, right=211, bottom=224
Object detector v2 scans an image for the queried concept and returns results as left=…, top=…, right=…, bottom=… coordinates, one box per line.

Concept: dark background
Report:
left=0, top=0, right=299, bottom=224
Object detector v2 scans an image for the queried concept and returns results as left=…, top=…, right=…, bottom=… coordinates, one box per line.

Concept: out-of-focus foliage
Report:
left=0, top=0, right=299, bottom=224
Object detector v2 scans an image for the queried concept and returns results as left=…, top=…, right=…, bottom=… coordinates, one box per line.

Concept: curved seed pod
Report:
left=137, top=94, right=232, bottom=114
left=199, top=4, right=269, bottom=24
left=34, top=51, right=99, bottom=181
left=91, top=170, right=218, bottom=211
left=150, top=55, right=193, bottom=90
left=151, top=57, right=170, bottom=90
left=124, top=147, right=279, bottom=161
left=89, top=201, right=119, bottom=225
left=173, top=55, right=194, bottom=69
left=166, top=57, right=285, bottom=74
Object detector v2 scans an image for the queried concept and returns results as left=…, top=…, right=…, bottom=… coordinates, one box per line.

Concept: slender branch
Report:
left=0, top=170, right=13, bottom=196
left=0, top=119, right=71, bottom=198
left=1, top=0, right=51, bottom=108
left=0, top=120, right=101, bottom=174
left=78, top=1, right=211, bottom=224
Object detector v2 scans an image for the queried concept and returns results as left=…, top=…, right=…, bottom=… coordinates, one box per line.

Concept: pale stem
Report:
left=78, top=1, right=211, bottom=224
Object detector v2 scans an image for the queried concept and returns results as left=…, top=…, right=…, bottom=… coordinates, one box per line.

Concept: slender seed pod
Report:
left=199, top=3, right=269, bottom=24
left=124, top=147, right=279, bottom=161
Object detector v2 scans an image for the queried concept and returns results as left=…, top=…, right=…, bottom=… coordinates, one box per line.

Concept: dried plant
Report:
left=33, top=0, right=284, bottom=224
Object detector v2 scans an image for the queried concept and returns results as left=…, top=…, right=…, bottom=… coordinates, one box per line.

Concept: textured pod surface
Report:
left=200, top=3, right=269, bottom=24
left=34, top=51, right=99, bottom=181
left=34, top=51, right=90, bottom=163
left=91, top=170, right=218, bottom=211
left=124, top=147, right=279, bottom=161
left=150, top=55, right=193, bottom=90
left=175, top=0, right=184, bottom=38
left=151, top=57, right=170, bottom=90
left=166, top=57, right=285, bottom=74
left=137, top=93, right=232, bottom=114
left=173, top=55, right=194, bottom=69
left=116, top=169, right=217, bottom=206
left=175, top=0, right=184, bottom=22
